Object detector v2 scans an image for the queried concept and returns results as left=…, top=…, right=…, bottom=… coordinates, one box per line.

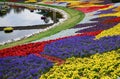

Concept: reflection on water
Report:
left=0, top=29, right=42, bottom=43
left=0, top=4, right=63, bottom=44
left=0, top=5, right=53, bottom=26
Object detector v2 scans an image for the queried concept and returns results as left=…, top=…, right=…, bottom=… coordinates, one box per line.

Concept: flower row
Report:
left=96, top=23, right=120, bottom=39
left=40, top=49, right=120, bottom=79
left=75, top=4, right=111, bottom=13
left=95, top=7, right=117, bottom=15
left=73, top=4, right=120, bottom=34
left=73, top=16, right=119, bottom=33
left=0, top=30, right=102, bottom=58
left=41, top=35, right=120, bottom=59
left=0, top=54, right=53, bottom=79
left=0, top=40, right=54, bottom=58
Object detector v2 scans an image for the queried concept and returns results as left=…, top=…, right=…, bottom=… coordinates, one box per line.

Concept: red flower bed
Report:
left=75, top=4, right=111, bottom=13
left=0, top=30, right=102, bottom=58
left=44, top=2, right=55, bottom=4
left=34, top=53, right=65, bottom=66
left=51, top=30, right=102, bottom=41
left=75, top=30, right=103, bottom=36
left=0, top=41, right=52, bottom=58
left=102, top=17, right=120, bottom=24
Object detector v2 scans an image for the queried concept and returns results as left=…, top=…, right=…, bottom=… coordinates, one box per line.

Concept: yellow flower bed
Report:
left=114, top=6, right=120, bottom=11
left=57, top=0, right=78, bottom=1
left=25, top=0, right=37, bottom=3
left=89, top=0, right=103, bottom=3
left=99, top=5, right=114, bottom=11
left=96, top=23, right=120, bottom=39
left=72, top=4, right=105, bottom=8
left=40, top=49, right=120, bottom=79
left=66, top=1, right=82, bottom=7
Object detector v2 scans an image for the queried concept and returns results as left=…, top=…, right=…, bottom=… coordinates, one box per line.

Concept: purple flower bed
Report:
left=41, top=35, right=120, bottom=59
left=73, top=16, right=117, bottom=28
left=76, top=22, right=117, bottom=33
left=100, top=0, right=112, bottom=4
left=73, top=16, right=119, bottom=33
left=95, top=7, right=117, bottom=15
left=0, top=54, right=53, bottom=79
left=91, top=16, right=118, bottom=21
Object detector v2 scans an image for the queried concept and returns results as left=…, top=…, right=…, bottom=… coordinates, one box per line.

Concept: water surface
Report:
left=0, top=4, right=62, bottom=44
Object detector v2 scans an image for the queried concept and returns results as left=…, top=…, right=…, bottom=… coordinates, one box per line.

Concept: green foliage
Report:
left=40, top=49, right=120, bottom=79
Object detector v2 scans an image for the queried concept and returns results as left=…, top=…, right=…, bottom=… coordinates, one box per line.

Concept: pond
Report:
left=0, top=4, right=63, bottom=44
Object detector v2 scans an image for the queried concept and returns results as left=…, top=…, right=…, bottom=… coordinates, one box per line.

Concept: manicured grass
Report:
left=0, top=3, right=84, bottom=50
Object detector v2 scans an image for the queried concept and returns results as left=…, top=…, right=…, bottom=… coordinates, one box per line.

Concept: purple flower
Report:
left=99, top=0, right=112, bottom=4
left=95, top=7, right=117, bottom=15
left=41, top=35, right=120, bottom=59
left=72, top=16, right=119, bottom=33
left=0, top=54, right=53, bottom=79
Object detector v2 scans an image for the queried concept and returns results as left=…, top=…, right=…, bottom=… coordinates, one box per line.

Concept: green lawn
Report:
left=0, top=3, right=84, bottom=50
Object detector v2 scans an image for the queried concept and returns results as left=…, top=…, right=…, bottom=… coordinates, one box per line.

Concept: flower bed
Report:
left=73, top=4, right=120, bottom=34
left=95, top=7, right=117, bottom=15
left=0, top=30, right=101, bottom=58
left=99, top=11, right=120, bottom=17
left=0, top=42, right=47, bottom=58
left=96, top=23, right=120, bottom=39
left=0, top=54, right=53, bottom=79
left=100, top=0, right=112, bottom=4
left=75, top=4, right=111, bottom=13
left=42, top=35, right=120, bottom=59
left=40, top=49, right=120, bottom=79
left=73, top=16, right=119, bottom=33
left=37, top=54, right=65, bottom=66
left=0, top=1, right=120, bottom=79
